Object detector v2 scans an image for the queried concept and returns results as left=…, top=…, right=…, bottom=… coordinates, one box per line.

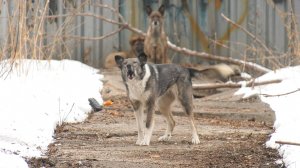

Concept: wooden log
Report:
left=275, top=141, right=300, bottom=146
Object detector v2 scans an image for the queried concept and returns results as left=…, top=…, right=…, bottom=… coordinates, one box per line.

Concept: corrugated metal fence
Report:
left=0, top=0, right=299, bottom=69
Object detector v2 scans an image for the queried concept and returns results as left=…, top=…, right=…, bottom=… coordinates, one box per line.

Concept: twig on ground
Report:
left=192, top=79, right=282, bottom=90
left=62, top=103, right=75, bottom=122
left=260, top=88, right=300, bottom=97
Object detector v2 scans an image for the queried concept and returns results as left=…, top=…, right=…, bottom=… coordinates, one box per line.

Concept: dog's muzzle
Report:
left=127, top=65, right=135, bottom=80
left=127, top=71, right=135, bottom=80
left=152, top=21, right=160, bottom=28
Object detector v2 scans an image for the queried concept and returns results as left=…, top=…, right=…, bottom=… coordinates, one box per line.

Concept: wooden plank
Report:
left=190, top=0, right=199, bottom=63
left=56, top=0, right=63, bottom=59
left=273, top=2, right=287, bottom=53
left=294, top=0, right=300, bottom=28
left=172, top=0, right=189, bottom=62
left=100, top=0, right=118, bottom=68
left=82, top=0, right=94, bottom=66
left=0, top=0, right=9, bottom=57
left=216, top=0, right=231, bottom=58
left=234, top=0, right=248, bottom=60
left=74, top=0, right=84, bottom=62
left=92, top=0, right=101, bottom=67
left=119, top=0, right=130, bottom=52
left=246, top=0, right=257, bottom=63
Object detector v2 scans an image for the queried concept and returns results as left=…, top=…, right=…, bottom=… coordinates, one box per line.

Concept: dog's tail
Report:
left=188, top=64, right=242, bottom=82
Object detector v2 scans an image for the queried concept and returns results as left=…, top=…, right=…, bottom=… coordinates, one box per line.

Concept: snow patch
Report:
left=0, top=59, right=103, bottom=167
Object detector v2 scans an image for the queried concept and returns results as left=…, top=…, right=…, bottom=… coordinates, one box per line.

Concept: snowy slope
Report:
left=236, top=66, right=300, bottom=168
left=0, top=59, right=103, bottom=167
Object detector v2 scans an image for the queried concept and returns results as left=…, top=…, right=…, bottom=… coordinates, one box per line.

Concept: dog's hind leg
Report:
left=131, top=100, right=144, bottom=145
left=177, top=81, right=200, bottom=144
left=187, top=114, right=200, bottom=144
left=158, top=90, right=175, bottom=142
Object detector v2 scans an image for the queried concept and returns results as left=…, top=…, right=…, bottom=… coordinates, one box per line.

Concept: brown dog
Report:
left=144, top=4, right=169, bottom=64
left=104, top=35, right=145, bottom=68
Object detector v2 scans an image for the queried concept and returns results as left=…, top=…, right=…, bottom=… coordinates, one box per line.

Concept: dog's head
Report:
left=146, top=4, right=165, bottom=31
left=129, top=35, right=145, bottom=56
left=115, top=53, right=148, bottom=81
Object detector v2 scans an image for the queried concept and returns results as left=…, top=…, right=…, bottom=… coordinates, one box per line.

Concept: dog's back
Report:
left=150, top=64, right=191, bottom=96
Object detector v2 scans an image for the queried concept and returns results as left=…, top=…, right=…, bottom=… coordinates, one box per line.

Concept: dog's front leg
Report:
left=131, top=100, right=144, bottom=145
left=140, top=97, right=155, bottom=146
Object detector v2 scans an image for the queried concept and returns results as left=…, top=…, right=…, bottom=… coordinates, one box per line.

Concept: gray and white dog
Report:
left=115, top=52, right=200, bottom=146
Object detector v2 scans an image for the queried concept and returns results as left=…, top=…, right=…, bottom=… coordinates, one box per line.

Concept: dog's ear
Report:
left=158, top=4, right=165, bottom=16
left=129, top=37, right=135, bottom=46
left=115, top=55, right=124, bottom=68
left=145, top=5, right=152, bottom=16
left=138, top=52, right=147, bottom=66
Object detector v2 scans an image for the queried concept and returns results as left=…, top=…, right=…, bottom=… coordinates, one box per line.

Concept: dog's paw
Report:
left=191, top=137, right=200, bottom=144
left=138, top=138, right=150, bottom=146
left=139, top=140, right=150, bottom=146
left=158, top=134, right=172, bottom=141
left=136, top=139, right=142, bottom=145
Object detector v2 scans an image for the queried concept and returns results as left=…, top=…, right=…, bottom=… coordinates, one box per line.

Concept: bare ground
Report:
left=27, top=69, right=282, bottom=168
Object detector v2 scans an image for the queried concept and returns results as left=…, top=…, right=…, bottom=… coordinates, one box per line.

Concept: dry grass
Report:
left=265, top=0, right=300, bottom=66
left=0, top=0, right=93, bottom=78
left=0, top=1, right=48, bottom=61
left=0, top=1, right=81, bottom=64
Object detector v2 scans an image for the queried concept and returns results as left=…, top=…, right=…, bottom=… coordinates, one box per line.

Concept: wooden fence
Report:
left=0, top=0, right=299, bottom=68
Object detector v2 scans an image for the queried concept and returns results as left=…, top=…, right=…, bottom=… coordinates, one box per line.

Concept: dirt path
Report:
left=28, top=70, right=281, bottom=168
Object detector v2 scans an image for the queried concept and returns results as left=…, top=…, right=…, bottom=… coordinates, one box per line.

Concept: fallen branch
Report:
left=192, top=79, right=282, bottom=90
left=54, top=25, right=126, bottom=41
left=276, top=141, right=300, bottom=146
left=260, top=88, right=300, bottom=97
left=167, top=42, right=271, bottom=74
